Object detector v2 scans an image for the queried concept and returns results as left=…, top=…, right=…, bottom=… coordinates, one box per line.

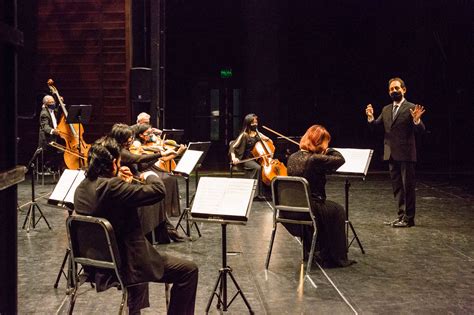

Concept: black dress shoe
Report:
left=383, top=218, right=401, bottom=226
left=167, top=229, right=188, bottom=242
left=253, top=195, right=266, bottom=201
left=392, top=220, right=415, bottom=228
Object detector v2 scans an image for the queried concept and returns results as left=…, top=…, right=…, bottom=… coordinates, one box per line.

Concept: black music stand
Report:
left=22, top=147, right=52, bottom=233
left=48, top=169, right=86, bottom=289
left=162, top=128, right=184, bottom=143
left=66, top=104, right=92, bottom=168
left=190, top=177, right=256, bottom=313
left=173, top=150, right=204, bottom=238
left=187, top=141, right=211, bottom=187
left=334, top=148, right=373, bottom=254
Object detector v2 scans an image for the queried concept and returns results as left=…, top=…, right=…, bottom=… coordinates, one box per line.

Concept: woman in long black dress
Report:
left=229, top=113, right=271, bottom=198
left=284, top=124, right=354, bottom=267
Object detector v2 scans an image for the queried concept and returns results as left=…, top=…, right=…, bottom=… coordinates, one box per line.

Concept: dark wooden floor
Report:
left=16, top=172, right=474, bottom=314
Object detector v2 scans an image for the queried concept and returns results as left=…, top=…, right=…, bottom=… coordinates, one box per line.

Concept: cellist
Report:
left=229, top=113, right=271, bottom=199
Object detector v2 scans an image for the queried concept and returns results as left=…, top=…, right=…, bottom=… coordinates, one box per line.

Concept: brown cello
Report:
left=47, top=79, right=90, bottom=169
left=252, top=130, right=287, bottom=185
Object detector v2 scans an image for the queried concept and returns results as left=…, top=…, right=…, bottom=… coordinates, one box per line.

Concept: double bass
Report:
left=47, top=79, right=90, bottom=169
left=252, top=130, right=287, bottom=185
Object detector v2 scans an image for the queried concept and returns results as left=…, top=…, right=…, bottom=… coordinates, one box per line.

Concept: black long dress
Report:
left=284, top=148, right=354, bottom=268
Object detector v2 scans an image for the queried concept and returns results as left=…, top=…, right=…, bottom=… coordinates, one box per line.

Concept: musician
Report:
left=136, top=112, right=162, bottom=140
left=37, top=95, right=62, bottom=171
left=229, top=113, right=270, bottom=199
left=74, top=137, right=198, bottom=314
left=110, top=123, right=187, bottom=243
left=284, top=125, right=355, bottom=268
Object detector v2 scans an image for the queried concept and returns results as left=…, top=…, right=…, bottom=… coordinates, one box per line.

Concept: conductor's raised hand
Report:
left=410, top=104, right=425, bottom=122
left=365, top=104, right=374, bottom=120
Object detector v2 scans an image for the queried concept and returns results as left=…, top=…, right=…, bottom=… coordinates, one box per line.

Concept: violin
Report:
left=251, top=130, right=287, bottom=185
left=47, top=79, right=90, bottom=169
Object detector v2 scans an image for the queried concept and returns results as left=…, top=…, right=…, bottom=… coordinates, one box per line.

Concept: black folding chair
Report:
left=66, top=214, right=169, bottom=314
left=265, top=176, right=317, bottom=274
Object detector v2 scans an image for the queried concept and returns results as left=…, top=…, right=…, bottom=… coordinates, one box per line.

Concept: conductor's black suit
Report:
left=370, top=99, right=425, bottom=224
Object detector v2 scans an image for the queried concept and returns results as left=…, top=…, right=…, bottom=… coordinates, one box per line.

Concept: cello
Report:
left=252, top=130, right=287, bottom=185
left=47, top=79, right=90, bottom=169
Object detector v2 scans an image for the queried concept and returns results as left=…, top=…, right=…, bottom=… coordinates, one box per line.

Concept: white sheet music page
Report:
left=49, top=169, right=85, bottom=205
left=333, top=148, right=373, bottom=176
left=191, top=177, right=255, bottom=220
left=174, top=150, right=203, bottom=175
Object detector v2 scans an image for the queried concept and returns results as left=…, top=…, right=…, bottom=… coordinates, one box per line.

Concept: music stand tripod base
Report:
left=175, top=176, right=201, bottom=238
left=205, top=224, right=253, bottom=314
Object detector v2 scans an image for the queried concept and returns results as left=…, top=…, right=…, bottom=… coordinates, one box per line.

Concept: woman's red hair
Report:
left=299, top=125, right=331, bottom=153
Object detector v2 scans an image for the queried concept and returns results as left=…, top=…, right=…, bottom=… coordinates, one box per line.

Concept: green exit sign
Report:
left=220, top=68, right=232, bottom=78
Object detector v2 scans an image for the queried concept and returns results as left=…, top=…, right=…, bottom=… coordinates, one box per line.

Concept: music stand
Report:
left=66, top=104, right=92, bottom=168
left=333, top=148, right=373, bottom=254
left=173, top=150, right=204, bottom=238
left=186, top=141, right=211, bottom=186
left=22, top=147, right=52, bottom=233
left=190, top=177, right=256, bottom=313
left=48, top=169, right=86, bottom=289
left=162, top=128, right=184, bottom=143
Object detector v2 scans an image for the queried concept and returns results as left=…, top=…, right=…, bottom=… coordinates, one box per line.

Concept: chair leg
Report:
left=119, top=287, right=127, bottom=315
left=165, top=283, right=170, bottom=311
left=265, top=225, right=277, bottom=270
left=306, top=231, right=317, bottom=275
left=67, top=281, right=78, bottom=315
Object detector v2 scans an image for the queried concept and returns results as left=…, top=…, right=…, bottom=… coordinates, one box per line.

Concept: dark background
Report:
left=160, top=0, right=473, bottom=171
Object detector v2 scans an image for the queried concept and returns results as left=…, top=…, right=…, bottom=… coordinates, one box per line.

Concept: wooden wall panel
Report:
left=34, top=0, right=131, bottom=143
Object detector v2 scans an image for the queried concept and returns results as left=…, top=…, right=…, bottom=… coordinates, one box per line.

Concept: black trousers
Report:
left=388, top=160, right=416, bottom=222
left=127, top=253, right=198, bottom=314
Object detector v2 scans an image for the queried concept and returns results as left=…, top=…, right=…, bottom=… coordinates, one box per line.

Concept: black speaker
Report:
left=130, top=67, right=152, bottom=102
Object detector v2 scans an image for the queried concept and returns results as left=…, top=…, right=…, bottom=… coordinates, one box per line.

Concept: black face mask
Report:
left=249, top=124, right=258, bottom=131
left=390, top=91, right=403, bottom=102
left=47, top=103, right=56, bottom=110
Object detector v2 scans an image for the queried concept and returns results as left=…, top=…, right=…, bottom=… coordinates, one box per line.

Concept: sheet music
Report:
left=49, top=169, right=85, bottom=206
left=191, top=177, right=255, bottom=221
left=174, top=150, right=203, bottom=175
left=333, top=148, right=373, bottom=176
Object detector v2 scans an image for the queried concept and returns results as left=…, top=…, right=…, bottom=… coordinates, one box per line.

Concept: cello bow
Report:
left=261, top=125, right=300, bottom=146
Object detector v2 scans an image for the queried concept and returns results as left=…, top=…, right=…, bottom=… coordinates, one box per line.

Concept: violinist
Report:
left=109, top=123, right=187, bottom=243
left=229, top=113, right=270, bottom=199
left=136, top=112, right=162, bottom=139
left=73, top=136, right=198, bottom=314
left=284, top=125, right=355, bottom=268
left=133, top=124, right=186, bottom=169
left=37, top=95, right=63, bottom=171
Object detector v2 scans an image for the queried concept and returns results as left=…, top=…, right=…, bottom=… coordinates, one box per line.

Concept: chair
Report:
left=66, top=214, right=169, bottom=314
left=265, top=176, right=317, bottom=274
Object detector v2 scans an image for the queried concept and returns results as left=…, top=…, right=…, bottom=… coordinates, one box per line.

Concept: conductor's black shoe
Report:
left=383, top=218, right=401, bottom=226
left=392, top=220, right=415, bottom=228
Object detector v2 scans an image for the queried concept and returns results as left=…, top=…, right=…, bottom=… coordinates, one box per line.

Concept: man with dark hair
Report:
left=74, top=137, right=198, bottom=314
left=365, top=77, right=426, bottom=228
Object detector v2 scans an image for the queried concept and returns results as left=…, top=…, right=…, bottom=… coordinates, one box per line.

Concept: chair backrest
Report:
left=271, top=176, right=314, bottom=225
left=66, top=214, right=124, bottom=279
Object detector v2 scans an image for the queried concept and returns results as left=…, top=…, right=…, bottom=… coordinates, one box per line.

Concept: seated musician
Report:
left=283, top=125, right=355, bottom=268
left=136, top=112, right=162, bottom=140
left=109, top=123, right=186, bottom=243
left=74, top=136, right=198, bottom=314
left=229, top=113, right=270, bottom=199
left=37, top=95, right=63, bottom=171
left=133, top=123, right=186, bottom=172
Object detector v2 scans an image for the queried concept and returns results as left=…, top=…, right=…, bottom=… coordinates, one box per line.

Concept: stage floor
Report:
left=16, top=172, right=474, bottom=314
